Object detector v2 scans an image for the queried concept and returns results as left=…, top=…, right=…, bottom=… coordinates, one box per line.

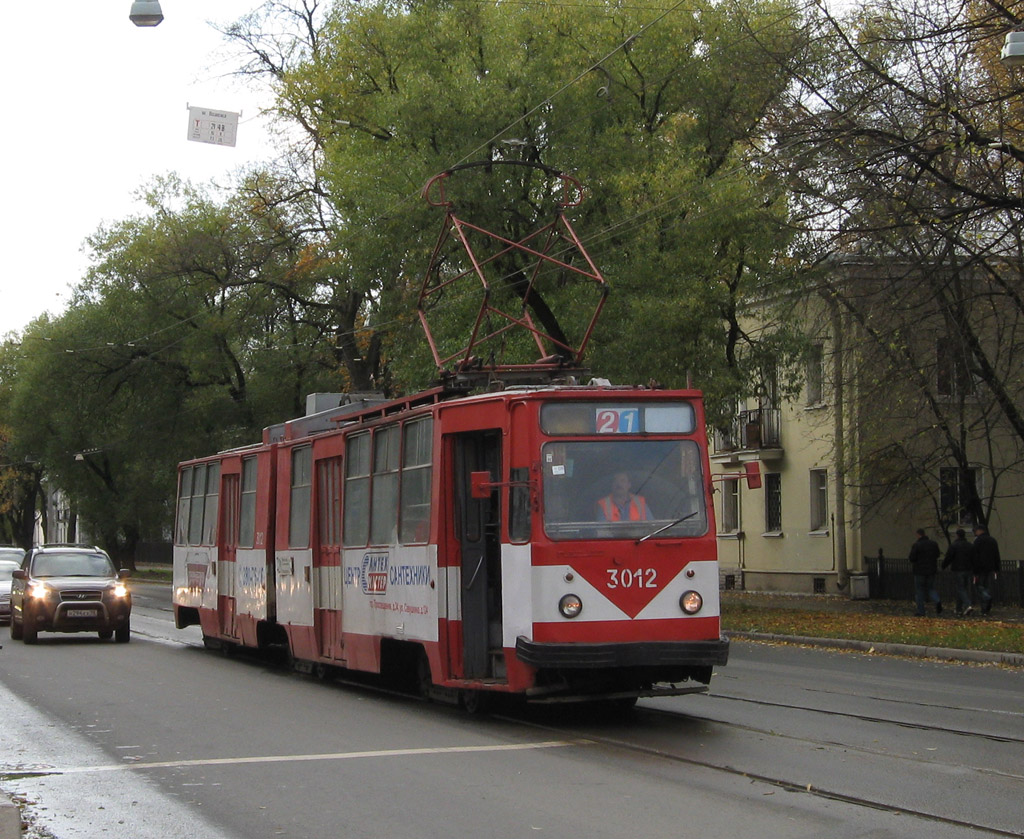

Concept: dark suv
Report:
left=10, top=546, right=132, bottom=643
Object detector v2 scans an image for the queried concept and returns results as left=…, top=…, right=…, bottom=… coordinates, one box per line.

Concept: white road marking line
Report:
left=22, top=739, right=591, bottom=776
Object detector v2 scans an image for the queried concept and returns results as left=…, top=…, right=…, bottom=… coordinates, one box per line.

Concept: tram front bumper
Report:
left=514, top=636, right=729, bottom=670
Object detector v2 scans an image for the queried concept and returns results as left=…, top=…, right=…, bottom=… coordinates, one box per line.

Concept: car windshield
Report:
left=541, top=439, right=707, bottom=540
left=31, top=552, right=117, bottom=578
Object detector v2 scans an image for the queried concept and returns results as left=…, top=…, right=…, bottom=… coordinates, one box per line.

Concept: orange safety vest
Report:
left=597, top=494, right=648, bottom=521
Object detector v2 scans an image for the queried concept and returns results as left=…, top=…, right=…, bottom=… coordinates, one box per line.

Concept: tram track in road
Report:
left=493, top=702, right=1024, bottom=839
left=705, top=689, right=1024, bottom=745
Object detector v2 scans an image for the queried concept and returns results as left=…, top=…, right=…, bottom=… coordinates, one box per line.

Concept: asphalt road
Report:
left=1, top=583, right=1021, bottom=838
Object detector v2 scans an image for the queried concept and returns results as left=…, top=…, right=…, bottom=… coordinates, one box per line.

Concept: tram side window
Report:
left=289, top=446, right=312, bottom=549
left=188, top=464, right=207, bottom=545
left=509, top=467, right=532, bottom=543
left=399, top=418, right=432, bottom=543
left=318, top=456, right=343, bottom=547
left=175, top=467, right=193, bottom=546
left=203, top=463, right=220, bottom=545
left=343, top=433, right=371, bottom=546
left=238, top=457, right=257, bottom=548
left=371, top=425, right=400, bottom=545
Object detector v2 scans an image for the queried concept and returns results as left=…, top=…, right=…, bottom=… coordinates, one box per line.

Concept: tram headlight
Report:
left=559, top=593, right=583, bottom=619
left=679, top=590, right=703, bottom=615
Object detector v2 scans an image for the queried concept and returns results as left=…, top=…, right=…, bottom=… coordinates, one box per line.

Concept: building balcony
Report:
left=711, top=407, right=783, bottom=462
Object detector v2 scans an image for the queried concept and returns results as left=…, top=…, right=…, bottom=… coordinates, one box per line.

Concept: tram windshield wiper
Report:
left=636, top=510, right=699, bottom=544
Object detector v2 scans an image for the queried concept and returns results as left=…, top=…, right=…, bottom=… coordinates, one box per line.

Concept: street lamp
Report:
left=1001, top=31, right=1024, bottom=68
left=129, top=0, right=164, bottom=27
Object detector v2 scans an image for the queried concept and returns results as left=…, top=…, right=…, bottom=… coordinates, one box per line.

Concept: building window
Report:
left=940, top=466, right=979, bottom=527
left=936, top=340, right=974, bottom=398
left=806, top=344, right=825, bottom=405
left=764, top=472, right=782, bottom=533
left=720, top=478, right=739, bottom=533
left=809, top=468, right=828, bottom=532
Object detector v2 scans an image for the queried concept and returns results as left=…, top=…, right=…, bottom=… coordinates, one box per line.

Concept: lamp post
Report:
left=129, top=0, right=164, bottom=27
left=1001, top=31, right=1024, bottom=68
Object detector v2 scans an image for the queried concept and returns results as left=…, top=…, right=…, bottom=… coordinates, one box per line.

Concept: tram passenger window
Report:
left=239, top=457, right=257, bottom=548
left=203, top=463, right=220, bottom=546
left=176, top=467, right=193, bottom=546
left=400, top=418, right=432, bottom=544
left=289, top=447, right=312, bottom=549
left=509, top=467, right=531, bottom=543
left=188, top=464, right=206, bottom=546
left=371, top=426, right=400, bottom=545
left=344, top=433, right=370, bottom=546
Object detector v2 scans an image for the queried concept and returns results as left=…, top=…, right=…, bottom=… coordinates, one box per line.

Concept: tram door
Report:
left=219, top=471, right=239, bottom=640
left=453, top=431, right=503, bottom=680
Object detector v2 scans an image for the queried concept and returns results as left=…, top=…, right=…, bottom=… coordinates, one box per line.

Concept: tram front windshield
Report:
left=541, top=439, right=707, bottom=540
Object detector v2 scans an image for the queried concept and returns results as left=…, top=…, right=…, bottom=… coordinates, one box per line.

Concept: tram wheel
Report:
left=461, top=689, right=491, bottom=715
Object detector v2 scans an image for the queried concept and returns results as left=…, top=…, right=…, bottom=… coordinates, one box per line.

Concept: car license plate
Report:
left=67, top=609, right=95, bottom=618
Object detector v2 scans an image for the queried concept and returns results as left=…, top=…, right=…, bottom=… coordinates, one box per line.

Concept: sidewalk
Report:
left=722, top=590, right=1024, bottom=667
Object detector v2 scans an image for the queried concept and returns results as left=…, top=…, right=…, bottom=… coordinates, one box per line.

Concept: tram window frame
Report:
left=289, top=446, right=312, bottom=549
left=370, top=425, right=401, bottom=545
left=188, top=464, right=206, bottom=546
left=399, top=418, right=433, bottom=544
left=343, top=433, right=371, bottom=547
left=238, top=457, right=257, bottom=548
left=202, top=463, right=220, bottom=546
left=175, top=467, right=193, bottom=546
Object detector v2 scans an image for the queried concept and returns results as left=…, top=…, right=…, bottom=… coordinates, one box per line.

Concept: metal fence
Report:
left=863, top=555, right=1024, bottom=608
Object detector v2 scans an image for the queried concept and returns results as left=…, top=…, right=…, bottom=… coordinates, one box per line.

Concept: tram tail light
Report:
left=679, top=590, right=703, bottom=614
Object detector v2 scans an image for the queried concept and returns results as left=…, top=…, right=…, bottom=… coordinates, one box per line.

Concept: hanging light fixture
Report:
left=1001, top=31, right=1024, bottom=68
left=129, top=0, right=164, bottom=27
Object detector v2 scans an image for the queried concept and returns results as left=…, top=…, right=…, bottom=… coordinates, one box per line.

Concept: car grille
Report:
left=59, top=590, right=103, bottom=602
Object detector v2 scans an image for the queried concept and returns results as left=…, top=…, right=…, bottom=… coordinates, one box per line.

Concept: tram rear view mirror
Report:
left=470, top=471, right=495, bottom=499
left=745, top=461, right=762, bottom=490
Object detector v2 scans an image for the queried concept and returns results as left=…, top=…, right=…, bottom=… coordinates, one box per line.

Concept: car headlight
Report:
left=113, top=583, right=128, bottom=598
left=679, top=590, right=703, bottom=614
left=28, top=582, right=51, bottom=599
left=558, top=594, right=583, bottom=619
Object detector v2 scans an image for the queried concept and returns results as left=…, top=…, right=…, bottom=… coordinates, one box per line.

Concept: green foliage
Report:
left=266, top=0, right=810, bottom=406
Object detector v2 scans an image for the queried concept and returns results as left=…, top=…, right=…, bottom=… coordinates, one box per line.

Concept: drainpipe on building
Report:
left=824, top=291, right=850, bottom=589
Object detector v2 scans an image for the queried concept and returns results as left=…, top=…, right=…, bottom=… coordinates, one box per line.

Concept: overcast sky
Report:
left=0, top=1, right=275, bottom=337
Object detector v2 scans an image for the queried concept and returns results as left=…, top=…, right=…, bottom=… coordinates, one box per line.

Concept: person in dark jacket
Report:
left=941, top=528, right=974, bottom=616
left=909, top=528, right=942, bottom=616
left=971, top=526, right=1001, bottom=614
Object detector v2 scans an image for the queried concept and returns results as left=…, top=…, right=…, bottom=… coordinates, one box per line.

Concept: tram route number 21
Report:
left=607, top=568, right=658, bottom=589
left=596, top=408, right=640, bottom=434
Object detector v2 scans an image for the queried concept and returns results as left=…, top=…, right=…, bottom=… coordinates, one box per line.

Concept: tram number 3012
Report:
left=606, top=568, right=658, bottom=589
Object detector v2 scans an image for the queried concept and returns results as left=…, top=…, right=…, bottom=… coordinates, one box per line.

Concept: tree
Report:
left=227, top=0, right=812, bottom=416
left=769, top=0, right=1024, bottom=532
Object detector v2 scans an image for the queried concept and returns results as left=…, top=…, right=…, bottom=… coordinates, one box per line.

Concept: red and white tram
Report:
left=173, top=383, right=732, bottom=704
left=172, top=162, right=743, bottom=706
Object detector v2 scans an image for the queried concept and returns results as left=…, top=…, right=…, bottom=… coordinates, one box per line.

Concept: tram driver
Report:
left=595, top=471, right=653, bottom=522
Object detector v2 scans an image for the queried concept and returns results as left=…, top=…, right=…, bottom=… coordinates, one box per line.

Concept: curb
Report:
left=0, top=794, right=19, bottom=838
left=725, top=631, right=1024, bottom=667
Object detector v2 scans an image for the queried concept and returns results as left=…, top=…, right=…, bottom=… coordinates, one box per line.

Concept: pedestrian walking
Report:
left=909, top=528, right=942, bottom=616
left=971, top=525, right=1001, bottom=615
left=941, top=528, right=974, bottom=616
